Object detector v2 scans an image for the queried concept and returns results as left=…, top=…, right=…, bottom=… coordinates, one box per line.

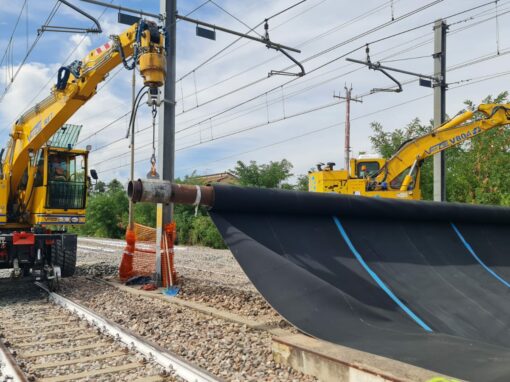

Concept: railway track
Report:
left=0, top=280, right=219, bottom=382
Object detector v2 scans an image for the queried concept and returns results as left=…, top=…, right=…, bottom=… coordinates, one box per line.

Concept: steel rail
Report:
left=35, top=282, right=221, bottom=382
left=0, top=338, right=27, bottom=382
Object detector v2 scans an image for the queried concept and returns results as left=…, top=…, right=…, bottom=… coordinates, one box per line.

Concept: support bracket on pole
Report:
left=369, top=63, right=402, bottom=93
left=177, top=14, right=305, bottom=77
left=264, top=20, right=304, bottom=77
left=267, top=45, right=305, bottom=77
left=346, top=45, right=438, bottom=93
left=40, top=0, right=102, bottom=34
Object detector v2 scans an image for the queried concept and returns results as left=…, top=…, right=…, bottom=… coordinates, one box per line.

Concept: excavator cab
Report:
left=45, top=149, right=87, bottom=210
left=29, top=146, right=88, bottom=226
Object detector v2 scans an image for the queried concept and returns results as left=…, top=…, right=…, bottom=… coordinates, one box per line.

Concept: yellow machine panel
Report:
left=308, top=170, right=348, bottom=193
left=0, top=180, right=8, bottom=224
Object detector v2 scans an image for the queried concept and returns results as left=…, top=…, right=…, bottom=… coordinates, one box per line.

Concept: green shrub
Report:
left=190, top=215, right=226, bottom=249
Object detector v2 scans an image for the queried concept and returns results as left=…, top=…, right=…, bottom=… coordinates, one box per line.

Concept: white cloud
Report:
left=66, top=34, right=93, bottom=62
left=0, top=62, right=56, bottom=133
left=100, top=15, right=129, bottom=37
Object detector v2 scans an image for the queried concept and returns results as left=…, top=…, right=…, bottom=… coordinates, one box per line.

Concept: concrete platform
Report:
left=272, top=334, right=460, bottom=382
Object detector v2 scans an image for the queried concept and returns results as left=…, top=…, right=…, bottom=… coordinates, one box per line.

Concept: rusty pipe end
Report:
left=127, top=179, right=173, bottom=204
left=127, top=179, right=142, bottom=202
left=127, top=179, right=214, bottom=207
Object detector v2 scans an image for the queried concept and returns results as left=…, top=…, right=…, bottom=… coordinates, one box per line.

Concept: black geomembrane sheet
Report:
left=208, top=185, right=510, bottom=381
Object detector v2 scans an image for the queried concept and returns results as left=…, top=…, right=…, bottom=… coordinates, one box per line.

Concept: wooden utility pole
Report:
left=334, top=86, right=362, bottom=171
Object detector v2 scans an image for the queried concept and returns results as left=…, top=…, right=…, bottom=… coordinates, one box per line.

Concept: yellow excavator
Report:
left=309, top=103, right=510, bottom=200
left=0, top=19, right=165, bottom=281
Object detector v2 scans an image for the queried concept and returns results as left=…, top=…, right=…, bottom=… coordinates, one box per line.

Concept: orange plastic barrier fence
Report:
left=119, top=223, right=177, bottom=286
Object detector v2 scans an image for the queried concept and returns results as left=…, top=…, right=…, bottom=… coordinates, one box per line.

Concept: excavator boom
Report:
left=309, top=103, right=510, bottom=199
left=4, top=20, right=165, bottom=202
left=379, top=104, right=510, bottom=187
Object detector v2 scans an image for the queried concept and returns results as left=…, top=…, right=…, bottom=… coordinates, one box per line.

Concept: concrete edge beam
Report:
left=272, top=334, right=461, bottom=382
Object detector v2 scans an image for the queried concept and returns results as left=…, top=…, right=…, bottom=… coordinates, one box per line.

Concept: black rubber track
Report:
left=209, top=185, right=510, bottom=381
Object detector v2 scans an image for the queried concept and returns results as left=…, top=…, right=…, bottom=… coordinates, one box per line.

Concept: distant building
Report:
left=192, top=172, right=239, bottom=185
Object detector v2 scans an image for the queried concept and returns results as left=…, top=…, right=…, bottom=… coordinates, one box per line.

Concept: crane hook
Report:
left=147, top=105, right=160, bottom=179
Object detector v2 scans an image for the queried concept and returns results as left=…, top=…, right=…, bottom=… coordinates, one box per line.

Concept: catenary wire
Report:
left=0, top=1, right=60, bottom=103
left=90, top=12, right=505, bottom=161
left=90, top=1, right=506, bottom=161
left=97, top=67, right=510, bottom=174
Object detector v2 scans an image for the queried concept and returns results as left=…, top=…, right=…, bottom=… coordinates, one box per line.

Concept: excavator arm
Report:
left=376, top=103, right=510, bottom=190
left=3, top=19, right=165, bottom=216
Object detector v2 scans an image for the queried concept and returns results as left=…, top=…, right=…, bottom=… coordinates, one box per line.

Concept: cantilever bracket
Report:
left=39, top=0, right=102, bottom=34
left=368, top=62, right=402, bottom=93
left=267, top=44, right=305, bottom=77
left=264, top=19, right=304, bottom=77
left=346, top=45, right=437, bottom=94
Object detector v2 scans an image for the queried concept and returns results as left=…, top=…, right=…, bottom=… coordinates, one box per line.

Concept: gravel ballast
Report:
left=77, top=238, right=287, bottom=324
left=59, top=277, right=315, bottom=382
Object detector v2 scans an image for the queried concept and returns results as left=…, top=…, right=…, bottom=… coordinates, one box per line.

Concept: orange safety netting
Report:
left=161, top=222, right=177, bottom=288
left=118, top=222, right=177, bottom=286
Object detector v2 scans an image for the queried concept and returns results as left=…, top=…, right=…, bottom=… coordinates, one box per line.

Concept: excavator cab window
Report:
left=50, top=155, right=68, bottom=181
left=390, top=166, right=419, bottom=190
left=356, top=161, right=380, bottom=178
left=46, top=152, right=86, bottom=209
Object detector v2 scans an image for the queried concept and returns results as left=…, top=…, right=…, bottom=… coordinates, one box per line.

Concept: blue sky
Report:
left=1, top=0, right=510, bottom=183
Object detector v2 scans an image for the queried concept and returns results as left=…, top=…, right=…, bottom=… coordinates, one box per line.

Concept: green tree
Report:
left=134, top=202, right=157, bottom=227
left=445, top=91, right=510, bottom=204
left=189, top=215, right=225, bottom=248
left=107, top=179, right=124, bottom=193
left=80, top=181, right=128, bottom=238
left=369, top=118, right=433, bottom=159
left=231, top=159, right=293, bottom=188
left=93, top=180, right=106, bottom=193
left=295, top=173, right=310, bottom=191
left=172, top=174, right=226, bottom=248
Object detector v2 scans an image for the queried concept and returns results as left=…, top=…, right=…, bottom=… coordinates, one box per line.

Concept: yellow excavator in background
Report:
left=309, top=103, right=510, bottom=200
left=0, top=19, right=165, bottom=281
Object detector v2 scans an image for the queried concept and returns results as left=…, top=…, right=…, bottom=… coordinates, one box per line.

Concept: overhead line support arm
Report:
left=345, top=58, right=436, bottom=82
left=175, top=14, right=301, bottom=53
left=80, top=0, right=302, bottom=54
left=80, top=0, right=162, bottom=19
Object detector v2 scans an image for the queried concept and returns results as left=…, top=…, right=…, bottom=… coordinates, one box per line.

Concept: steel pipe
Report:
left=128, top=179, right=214, bottom=207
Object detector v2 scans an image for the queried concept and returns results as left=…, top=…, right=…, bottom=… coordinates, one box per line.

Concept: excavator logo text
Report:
left=425, top=127, right=482, bottom=155
left=28, top=113, right=53, bottom=142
